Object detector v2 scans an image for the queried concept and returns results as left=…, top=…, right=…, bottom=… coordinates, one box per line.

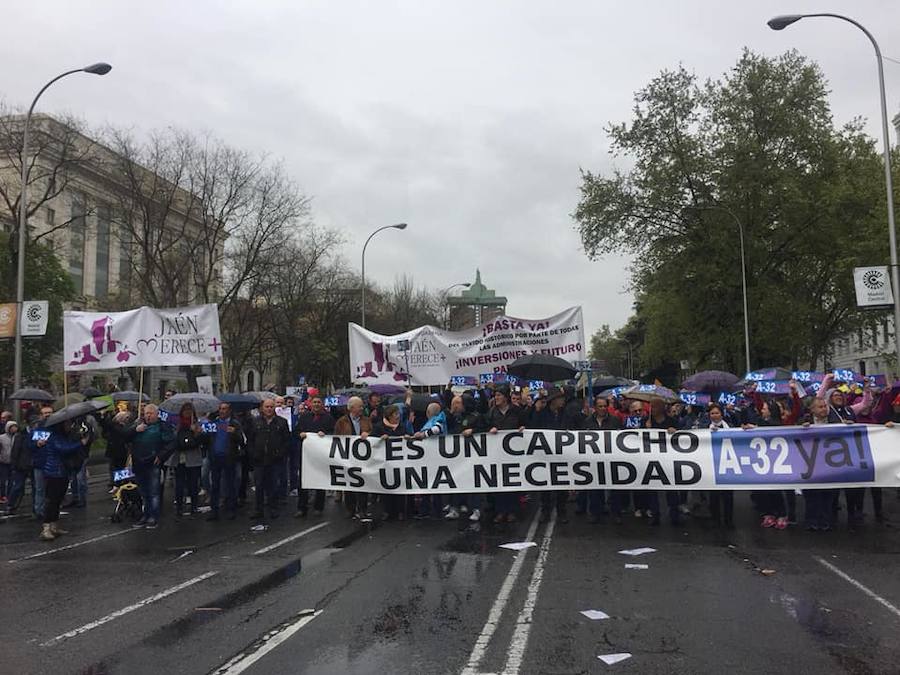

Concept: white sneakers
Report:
left=445, top=507, right=460, bottom=520
left=469, top=508, right=481, bottom=522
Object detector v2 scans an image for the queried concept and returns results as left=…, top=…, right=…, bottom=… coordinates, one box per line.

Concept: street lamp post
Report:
left=768, top=13, right=900, bottom=374
left=442, top=282, right=471, bottom=329
left=360, top=223, right=407, bottom=328
left=13, top=63, right=112, bottom=398
left=684, top=204, right=752, bottom=374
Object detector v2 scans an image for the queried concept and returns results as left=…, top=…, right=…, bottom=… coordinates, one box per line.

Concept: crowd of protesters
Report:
left=2, top=371, right=899, bottom=542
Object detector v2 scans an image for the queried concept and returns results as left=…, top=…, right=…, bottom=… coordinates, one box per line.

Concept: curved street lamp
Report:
left=13, top=63, right=113, bottom=398
left=360, top=223, right=407, bottom=328
left=768, top=13, right=900, bottom=373
left=442, top=282, right=471, bottom=329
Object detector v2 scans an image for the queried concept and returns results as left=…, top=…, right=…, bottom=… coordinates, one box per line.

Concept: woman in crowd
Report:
left=167, top=402, right=206, bottom=519
left=706, top=404, right=735, bottom=528
left=37, top=417, right=91, bottom=541
left=374, top=404, right=413, bottom=521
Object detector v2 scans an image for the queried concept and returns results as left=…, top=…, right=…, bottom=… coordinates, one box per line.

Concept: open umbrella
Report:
left=622, top=384, right=680, bottom=403
left=333, top=387, right=371, bottom=399
left=506, top=354, right=577, bottom=383
left=9, top=387, right=54, bottom=402
left=54, top=392, right=85, bottom=410
left=598, top=387, right=629, bottom=398
left=45, top=399, right=109, bottom=428
left=160, top=393, right=221, bottom=417
left=386, top=392, right=440, bottom=412
left=81, top=386, right=103, bottom=399
left=369, top=384, right=407, bottom=396
left=219, top=393, right=260, bottom=412
left=112, top=390, right=150, bottom=402
left=591, top=375, right=636, bottom=389
left=681, top=370, right=740, bottom=394
left=246, top=391, right=277, bottom=401
left=738, top=368, right=793, bottom=386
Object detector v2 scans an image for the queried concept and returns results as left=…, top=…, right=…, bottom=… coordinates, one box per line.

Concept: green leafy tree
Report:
left=0, top=232, right=75, bottom=384
left=574, top=50, right=887, bottom=372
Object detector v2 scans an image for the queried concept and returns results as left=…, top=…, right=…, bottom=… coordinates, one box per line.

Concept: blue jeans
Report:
left=209, top=456, right=236, bottom=514
left=7, top=469, right=28, bottom=509
left=69, top=464, right=87, bottom=504
left=0, top=463, right=10, bottom=499
left=32, top=468, right=45, bottom=517
left=133, top=464, right=161, bottom=521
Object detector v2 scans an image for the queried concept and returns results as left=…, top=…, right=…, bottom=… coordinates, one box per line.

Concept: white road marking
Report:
left=209, top=609, right=322, bottom=675
left=0, top=512, right=30, bottom=521
left=169, top=550, right=194, bottom=563
left=8, top=527, right=136, bottom=563
left=41, top=571, right=219, bottom=646
left=460, top=509, right=542, bottom=675
left=502, top=511, right=556, bottom=675
left=814, top=555, right=900, bottom=620
left=252, top=522, right=329, bottom=555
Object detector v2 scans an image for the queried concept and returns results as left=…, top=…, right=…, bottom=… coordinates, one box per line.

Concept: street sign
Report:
left=21, top=300, right=49, bottom=336
left=853, top=266, right=894, bottom=308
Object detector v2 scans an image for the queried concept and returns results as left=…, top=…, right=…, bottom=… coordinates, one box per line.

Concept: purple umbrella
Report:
left=370, top=384, right=407, bottom=396
left=680, top=370, right=740, bottom=394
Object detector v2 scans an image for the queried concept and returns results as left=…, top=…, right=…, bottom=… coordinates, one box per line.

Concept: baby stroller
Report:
left=110, top=467, right=143, bottom=523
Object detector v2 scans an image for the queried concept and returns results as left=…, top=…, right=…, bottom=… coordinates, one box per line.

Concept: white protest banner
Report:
left=301, top=425, right=900, bottom=494
left=349, top=307, right=584, bottom=386
left=64, top=304, right=223, bottom=371
left=196, top=376, right=214, bottom=395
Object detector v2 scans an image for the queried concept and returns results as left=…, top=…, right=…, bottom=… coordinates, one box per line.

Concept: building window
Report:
left=118, top=224, right=132, bottom=299
left=46, top=207, right=55, bottom=227
left=246, top=370, right=255, bottom=391
left=95, top=205, right=111, bottom=299
left=69, top=194, right=86, bottom=295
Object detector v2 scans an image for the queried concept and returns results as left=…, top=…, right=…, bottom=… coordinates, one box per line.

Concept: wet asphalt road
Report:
left=4, top=474, right=900, bottom=675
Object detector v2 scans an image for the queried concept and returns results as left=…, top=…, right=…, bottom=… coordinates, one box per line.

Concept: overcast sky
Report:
left=4, top=1, right=900, bottom=339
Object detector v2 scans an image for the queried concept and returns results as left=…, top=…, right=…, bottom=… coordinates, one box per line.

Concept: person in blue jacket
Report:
left=36, top=418, right=91, bottom=541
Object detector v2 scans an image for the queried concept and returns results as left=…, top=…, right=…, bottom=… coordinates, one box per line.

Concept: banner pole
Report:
left=138, top=366, right=144, bottom=417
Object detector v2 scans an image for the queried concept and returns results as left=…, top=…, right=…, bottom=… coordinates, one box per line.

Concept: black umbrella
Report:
left=386, top=392, right=441, bottom=412
left=590, top=375, right=635, bottom=389
left=506, top=354, right=577, bottom=383
left=160, top=393, right=221, bottom=417
left=219, top=393, right=260, bottom=412
left=9, top=387, right=54, bottom=402
left=45, top=399, right=109, bottom=428
left=81, top=386, right=103, bottom=399
left=112, top=390, right=150, bottom=402
left=681, top=370, right=740, bottom=394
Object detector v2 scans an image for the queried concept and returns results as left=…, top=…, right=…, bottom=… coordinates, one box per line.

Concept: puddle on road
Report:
left=144, top=556, right=308, bottom=646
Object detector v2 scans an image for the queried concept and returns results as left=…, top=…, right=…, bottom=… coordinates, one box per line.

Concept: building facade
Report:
left=0, top=114, right=225, bottom=397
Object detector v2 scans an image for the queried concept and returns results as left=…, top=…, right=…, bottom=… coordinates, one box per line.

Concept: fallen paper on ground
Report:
left=624, top=563, right=649, bottom=570
left=499, top=542, right=537, bottom=551
left=618, top=547, right=656, bottom=556
left=580, top=610, right=610, bottom=620
left=250, top=524, right=269, bottom=532
left=598, top=653, right=632, bottom=665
